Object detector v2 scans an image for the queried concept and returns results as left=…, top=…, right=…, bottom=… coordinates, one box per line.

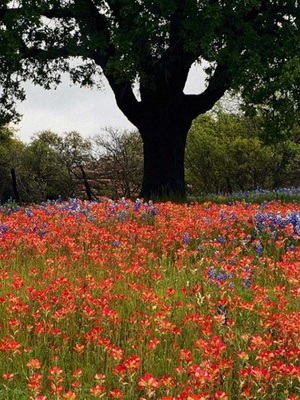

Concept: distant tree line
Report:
left=1, top=106, right=300, bottom=204
left=185, top=106, right=300, bottom=195
left=0, top=127, right=143, bottom=203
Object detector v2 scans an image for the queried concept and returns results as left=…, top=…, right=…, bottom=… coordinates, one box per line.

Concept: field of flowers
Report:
left=0, top=198, right=299, bottom=400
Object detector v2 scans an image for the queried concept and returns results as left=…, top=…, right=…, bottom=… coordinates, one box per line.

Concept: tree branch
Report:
left=185, top=63, right=230, bottom=119
left=183, top=2, right=275, bottom=120
left=106, top=78, right=142, bottom=128
left=19, top=43, right=84, bottom=61
left=72, top=0, right=115, bottom=68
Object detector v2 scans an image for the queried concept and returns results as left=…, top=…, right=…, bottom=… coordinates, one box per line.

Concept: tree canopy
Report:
left=1, top=0, right=299, bottom=197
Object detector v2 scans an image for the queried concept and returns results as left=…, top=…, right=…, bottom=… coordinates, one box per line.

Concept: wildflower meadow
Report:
left=0, top=198, right=299, bottom=400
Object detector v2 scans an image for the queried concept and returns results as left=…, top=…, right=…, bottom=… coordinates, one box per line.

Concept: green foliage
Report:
left=58, top=131, right=93, bottom=168
left=0, top=125, right=25, bottom=203
left=0, top=125, right=14, bottom=142
left=21, top=130, right=96, bottom=201
left=2, top=114, right=300, bottom=204
left=22, top=132, right=71, bottom=201
left=185, top=107, right=300, bottom=195
left=0, top=0, right=299, bottom=126
left=0, top=129, right=96, bottom=204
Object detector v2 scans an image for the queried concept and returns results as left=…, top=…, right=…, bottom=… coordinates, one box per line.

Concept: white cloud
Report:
left=13, top=63, right=207, bottom=143
left=14, top=78, right=134, bottom=142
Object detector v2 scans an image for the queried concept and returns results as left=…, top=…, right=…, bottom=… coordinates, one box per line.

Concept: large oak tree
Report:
left=0, top=0, right=299, bottom=198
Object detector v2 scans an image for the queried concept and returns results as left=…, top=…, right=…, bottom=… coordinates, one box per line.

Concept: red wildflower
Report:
left=27, top=358, right=41, bottom=370
left=122, top=355, right=141, bottom=371
left=138, top=372, right=160, bottom=389
left=110, top=388, right=124, bottom=398
left=90, top=384, right=106, bottom=395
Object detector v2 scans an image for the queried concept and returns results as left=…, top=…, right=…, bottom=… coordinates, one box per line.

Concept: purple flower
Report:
left=183, top=232, right=190, bottom=245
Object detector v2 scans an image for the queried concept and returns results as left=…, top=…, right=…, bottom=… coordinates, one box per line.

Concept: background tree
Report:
left=0, top=125, right=24, bottom=203
left=94, top=129, right=143, bottom=198
left=185, top=108, right=300, bottom=195
left=267, top=124, right=300, bottom=189
left=22, top=131, right=71, bottom=201
left=2, top=119, right=300, bottom=203
left=57, top=131, right=95, bottom=200
left=1, top=0, right=299, bottom=198
left=21, top=130, right=96, bottom=201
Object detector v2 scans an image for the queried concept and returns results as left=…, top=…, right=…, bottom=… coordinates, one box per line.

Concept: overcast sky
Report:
left=13, top=63, right=206, bottom=143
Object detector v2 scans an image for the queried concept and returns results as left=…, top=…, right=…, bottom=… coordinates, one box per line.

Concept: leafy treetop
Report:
left=0, top=0, right=299, bottom=127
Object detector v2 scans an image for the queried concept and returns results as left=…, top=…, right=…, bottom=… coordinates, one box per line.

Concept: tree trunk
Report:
left=79, top=165, right=93, bottom=201
left=226, top=176, right=233, bottom=195
left=11, top=168, right=21, bottom=203
left=108, top=65, right=229, bottom=200
left=139, top=116, right=192, bottom=199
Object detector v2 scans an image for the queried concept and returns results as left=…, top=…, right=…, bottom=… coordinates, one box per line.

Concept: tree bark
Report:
left=108, top=63, right=230, bottom=200
left=79, top=164, right=93, bottom=201
left=11, top=168, right=21, bottom=203
left=138, top=105, right=193, bottom=199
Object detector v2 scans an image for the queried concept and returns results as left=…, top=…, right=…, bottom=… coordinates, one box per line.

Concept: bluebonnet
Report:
left=149, top=201, right=158, bottom=215
left=58, top=198, right=81, bottom=213
left=254, top=241, right=263, bottom=255
left=287, top=244, right=295, bottom=251
left=25, top=208, right=34, bottom=218
left=217, top=235, right=226, bottom=244
left=121, top=197, right=128, bottom=207
left=150, top=206, right=158, bottom=216
left=68, top=198, right=80, bottom=213
left=208, top=267, right=232, bottom=283
left=229, top=211, right=237, bottom=221
left=255, top=210, right=300, bottom=237
left=134, top=198, right=141, bottom=211
left=216, top=270, right=231, bottom=282
left=208, top=267, right=217, bottom=279
left=242, top=265, right=253, bottom=289
left=107, top=200, right=118, bottom=217
left=0, top=224, right=8, bottom=233
left=243, top=279, right=252, bottom=289
left=183, top=232, right=190, bottom=245
left=286, top=211, right=300, bottom=235
left=0, top=224, right=9, bottom=237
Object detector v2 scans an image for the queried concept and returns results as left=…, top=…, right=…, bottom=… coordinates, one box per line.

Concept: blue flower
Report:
left=243, top=279, right=252, bottom=289
left=134, top=199, right=141, bottom=211
left=217, top=235, right=226, bottom=244
left=255, top=241, right=263, bottom=255
left=208, top=267, right=217, bottom=279
left=150, top=206, right=157, bottom=216
left=183, top=232, right=190, bottom=245
left=216, top=270, right=231, bottom=282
